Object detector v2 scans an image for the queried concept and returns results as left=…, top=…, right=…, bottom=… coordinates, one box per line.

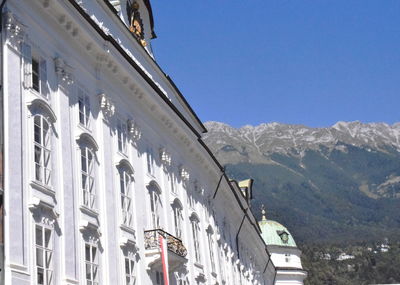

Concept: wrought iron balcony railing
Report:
left=144, top=229, right=187, bottom=258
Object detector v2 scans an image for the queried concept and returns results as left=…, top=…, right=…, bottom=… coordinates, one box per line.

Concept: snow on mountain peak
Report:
left=203, top=121, right=400, bottom=160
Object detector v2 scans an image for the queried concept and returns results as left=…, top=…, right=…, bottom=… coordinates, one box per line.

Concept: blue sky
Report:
left=150, top=1, right=400, bottom=128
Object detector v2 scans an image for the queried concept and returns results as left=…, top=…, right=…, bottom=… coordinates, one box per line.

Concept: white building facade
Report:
left=0, top=0, right=276, bottom=284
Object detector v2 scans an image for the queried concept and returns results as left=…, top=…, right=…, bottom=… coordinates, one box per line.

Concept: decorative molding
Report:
left=79, top=220, right=101, bottom=238
left=76, top=132, right=99, bottom=151
left=127, top=119, right=141, bottom=141
left=98, top=93, right=115, bottom=118
left=159, top=148, right=171, bottom=167
left=179, top=166, right=190, bottom=181
left=120, top=236, right=139, bottom=251
left=3, top=11, right=25, bottom=44
left=28, top=197, right=59, bottom=221
left=27, top=98, right=57, bottom=123
left=54, top=57, right=74, bottom=85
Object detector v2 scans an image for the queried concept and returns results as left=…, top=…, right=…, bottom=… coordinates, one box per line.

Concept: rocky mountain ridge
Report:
left=204, top=121, right=400, bottom=163
left=202, top=121, right=400, bottom=243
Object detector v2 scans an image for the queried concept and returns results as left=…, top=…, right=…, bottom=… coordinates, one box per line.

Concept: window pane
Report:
left=92, top=247, right=97, bottom=262
left=81, top=149, right=87, bottom=172
left=85, top=245, right=90, bottom=261
left=93, top=265, right=98, bottom=281
left=86, top=263, right=91, bottom=280
left=34, top=117, right=41, bottom=143
left=125, top=258, right=130, bottom=274
left=36, top=226, right=43, bottom=246
left=32, top=59, right=40, bottom=92
left=37, top=267, right=44, bottom=285
left=82, top=174, right=87, bottom=190
left=44, top=229, right=51, bottom=247
left=36, top=248, right=44, bottom=267
left=46, top=270, right=53, bottom=285
left=45, top=250, right=52, bottom=267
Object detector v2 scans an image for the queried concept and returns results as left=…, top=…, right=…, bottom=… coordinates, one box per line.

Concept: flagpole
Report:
left=159, top=232, right=169, bottom=285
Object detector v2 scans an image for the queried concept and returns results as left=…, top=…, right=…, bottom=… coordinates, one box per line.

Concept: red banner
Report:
left=159, top=234, right=169, bottom=285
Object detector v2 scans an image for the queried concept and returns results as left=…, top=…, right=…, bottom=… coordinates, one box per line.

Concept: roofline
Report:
left=143, top=0, right=156, bottom=39
left=69, top=0, right=203, bottom=138
left=66, top=0, right=272, bottom=263
left=275, top=267, right=308, bottom=274
left=102, top=0, right=206, bottom=133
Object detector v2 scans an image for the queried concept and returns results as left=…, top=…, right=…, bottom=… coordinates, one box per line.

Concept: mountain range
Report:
left=203, top=121, right=400, bottom=243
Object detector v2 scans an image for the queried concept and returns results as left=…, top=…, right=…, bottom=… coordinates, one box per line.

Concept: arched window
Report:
left=33, top=115, right=51, bottom=185
left=207, top=226, right=216, bottom=273
left=81, top=146, right=95, bottom=209
left=147, top=181, right=162, bottom=229
left=190, top=213, right=201, bottom=264
left=118, top=160, right=135, bottom=227
left=172, top=199, right=183, bottom=239
left=77, top=133, right=98, bottom=210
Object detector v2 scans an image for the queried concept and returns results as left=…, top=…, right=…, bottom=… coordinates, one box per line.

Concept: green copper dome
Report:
left=259, top=218, right=297, bottom=248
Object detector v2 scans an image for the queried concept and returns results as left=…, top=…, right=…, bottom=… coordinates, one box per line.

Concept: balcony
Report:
left=144, top=229, right=187, bottom=270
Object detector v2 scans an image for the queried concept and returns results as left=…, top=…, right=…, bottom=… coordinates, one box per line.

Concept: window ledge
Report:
left=28, top=88, right=49, bottom=102
left=79, top=205, right=99, bottom=218
left=120, top=224, right=136, bottom=236
left=146, top=172, right=155, bottom=179
left=77, top=123, right=91, bottom=134
left=194, top=262, right=204, bottom=269
left=30, top=180, right=55, bottom=196
left=117, top=150, right=128, bottom=159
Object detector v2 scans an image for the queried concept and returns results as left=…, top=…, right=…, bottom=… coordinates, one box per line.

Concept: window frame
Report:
left=80, top=146, right=96, bottom=210
left=123, top=252, right=136, bottom=285
left=172, top=201, right=183, bottom=239
left=149, top=187, right=161, bottom=229
left=119, top=167, right=134, bottom=227
left=117, top=118, right=128, bottom=154
left=33, top=114, right=52, bottom=186
left=146, top=146, right=155, bottom=176
left=85, top=242, right=99, bottom=285
left=191, top=216, right=201, bottom=264
left=35, top=223, right=53, bottom=285
left=207, top=230, right=216, bottom=273
left=78, top=88, right=91, bottom=129
left=22, top=42, right=49, bottom=98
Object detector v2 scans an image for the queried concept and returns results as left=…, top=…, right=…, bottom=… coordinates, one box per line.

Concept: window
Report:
left=219, top=247, right=226, bottom=282
left=149, top=186, right=161, bottom=229
left=22, top=43, right=48, bottom=97
left=78, top=89, right=90, bottom=128
left=85, top=243, right=99, bottom=285
left=155, top=271, right=164, bottom=285
left=35, top=224, right=53, bottom=285
left=34, top=115, right=51, bottom=186
left=207, top=231, right=216, bottom=272
left=32, top=58, right=40, bottom=92
left=124, top=254, right=136, bottom=285
left=81, top=146, right=95, bottom=209
left=191, top=217, right=201, bottom=263
left=117, top=119, right=128, bottom=154
left=172, top=202, right=183, bottom=239
left=187, top=194, right=195, bottom=209
left=169, top=173, right=176, bottom=194
left=120, top=168, right=133, bottom=227
left=146, top=147, right=154, bottom=175
left=285, top=253, right=291, bottom=263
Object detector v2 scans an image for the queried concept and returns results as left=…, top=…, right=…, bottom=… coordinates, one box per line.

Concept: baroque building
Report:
left=0, top=0, right=277, bottom=284
left=258, top=207, right=307, bottom=285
